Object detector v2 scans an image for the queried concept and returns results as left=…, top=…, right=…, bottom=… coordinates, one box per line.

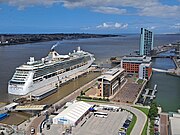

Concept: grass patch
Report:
left=142, top=120, right=148, bottom=135
left=133, top=106, right=149, bottom=135
left=137, top=79, right=144, bottom=84
left=126, top=113, right=137, bottom=135
left=134, top=106, right=149, bottom=116
left=77, top=96, right=109, bottom=102
left=77, top=98, right=111, bottom=104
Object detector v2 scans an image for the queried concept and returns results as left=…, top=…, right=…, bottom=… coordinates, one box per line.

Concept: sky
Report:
left=0, top=0, right=180, bottom=34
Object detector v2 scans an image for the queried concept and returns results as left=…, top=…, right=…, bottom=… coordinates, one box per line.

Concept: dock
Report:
left=142, top=84, right=157, bottom=100
left=136, top=84, right=158, bottom=105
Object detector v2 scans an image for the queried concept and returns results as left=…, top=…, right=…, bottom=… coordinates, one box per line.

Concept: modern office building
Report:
left=0, top=35, right=4, bottom=43
left=97, top=67, right=125, bottom=98
left=139, top=63, right=152, bottom=80
left=121, top=55, right=152, bottom=80
left=140, top=28, right=154, bottom=56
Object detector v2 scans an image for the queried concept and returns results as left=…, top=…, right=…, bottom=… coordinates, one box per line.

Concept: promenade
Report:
left=160, top=113, right=169, bottom=135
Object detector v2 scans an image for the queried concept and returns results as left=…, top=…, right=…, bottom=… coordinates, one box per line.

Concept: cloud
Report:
left=0, top=0, right=180, bottom=18
left=139, top=5, right=180, bottom=18
left=147, top=26, right=156, bottom=30
left=0, top=0, right=61, bottom=10
left=62, top=0, right=157, bottom=9
left=96, top=22, right=128, bottom=29
left=81, top=22, right=128, bottom=31
left=92, top=6, right=126, bottom=15
left=171, top=23, right=180, bottom=28
left=62, top=0, right=180, bottom=18
left=81, top=26, right=91, bottom=30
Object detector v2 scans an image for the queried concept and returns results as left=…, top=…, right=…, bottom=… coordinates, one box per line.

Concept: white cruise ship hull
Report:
left=8, top=59, right=94, bottom=95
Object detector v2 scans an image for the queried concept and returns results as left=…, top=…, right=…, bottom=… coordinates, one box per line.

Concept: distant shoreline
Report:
left=0, top=33, right=122, bottom=46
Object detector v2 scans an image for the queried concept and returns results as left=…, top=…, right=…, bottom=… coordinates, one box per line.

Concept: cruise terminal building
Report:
left=53, top=101, right=92, bottom=126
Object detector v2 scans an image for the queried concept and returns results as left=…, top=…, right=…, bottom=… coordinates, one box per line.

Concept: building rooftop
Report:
left=140, top=62, right=152, bottom=67
left=122, top=55, right=151, bottom=63
left=170, top=113, right=180, bottom=135
left=98, top=68, right=125, bottom=82
left=53, top=101, right=92, bottom=125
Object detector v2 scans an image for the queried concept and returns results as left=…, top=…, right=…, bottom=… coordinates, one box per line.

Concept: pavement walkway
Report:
left=160, top=113, right=169, bottom=135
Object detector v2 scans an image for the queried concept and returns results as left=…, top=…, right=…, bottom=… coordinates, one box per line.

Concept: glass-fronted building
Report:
left=97, top=67, right=125, bottom=98
left=140, top=28, right=154, bottom=56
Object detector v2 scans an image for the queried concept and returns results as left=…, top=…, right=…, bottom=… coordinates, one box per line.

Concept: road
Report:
left=26, top=115, right=45, bottom=135
left=113, top=103, right=147, bottom=135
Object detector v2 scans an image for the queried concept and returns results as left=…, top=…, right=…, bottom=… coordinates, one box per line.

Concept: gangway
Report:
left=15, top=105, right=47, bottom=111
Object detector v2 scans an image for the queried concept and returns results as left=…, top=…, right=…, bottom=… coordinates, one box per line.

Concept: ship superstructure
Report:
left=8, top=46, right=95, bottom=95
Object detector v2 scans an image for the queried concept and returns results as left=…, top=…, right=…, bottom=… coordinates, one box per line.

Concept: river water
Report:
left=0, top=34, right=179, bottom=112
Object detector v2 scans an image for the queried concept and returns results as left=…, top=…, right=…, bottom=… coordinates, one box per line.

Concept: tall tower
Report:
left=139, top=28, right=154, bottom=56
left=1, top=35, right=5, bottom=43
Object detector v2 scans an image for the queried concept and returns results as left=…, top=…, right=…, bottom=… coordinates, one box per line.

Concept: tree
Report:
left=148, top=101, right=158, bottom=120
left=80, top=91, right=85, bottom=96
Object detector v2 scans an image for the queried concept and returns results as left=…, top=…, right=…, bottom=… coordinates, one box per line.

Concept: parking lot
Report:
left=73, top=109, right=130, bottom=135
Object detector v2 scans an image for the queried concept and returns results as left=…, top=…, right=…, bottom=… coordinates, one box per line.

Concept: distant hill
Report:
left=0, top=33, right=120, bottom=46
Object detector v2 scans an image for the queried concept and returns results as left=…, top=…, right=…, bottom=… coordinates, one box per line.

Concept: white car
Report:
left=31, top=127, right=35, bottom=134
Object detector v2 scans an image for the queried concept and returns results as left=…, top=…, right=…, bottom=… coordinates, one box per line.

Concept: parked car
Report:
left=31, top=127, right=35, bottom=134
left=123, top=119, right=131, bottom=129
left=119, top=127, right=126, bottom=135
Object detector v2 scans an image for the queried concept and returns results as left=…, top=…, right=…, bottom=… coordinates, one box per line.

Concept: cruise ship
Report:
left=8, top=46, right=95, bottom=95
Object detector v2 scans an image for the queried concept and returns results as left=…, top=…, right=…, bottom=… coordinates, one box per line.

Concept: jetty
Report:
left=136, top=84, right=158, bottom=105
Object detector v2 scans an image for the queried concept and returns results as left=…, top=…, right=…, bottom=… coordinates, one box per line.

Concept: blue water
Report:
left=149, top=51, right=180, bottom=112
left=148, top=71, right=180, bottom=112
left=152, top=58, right=176, bottom=70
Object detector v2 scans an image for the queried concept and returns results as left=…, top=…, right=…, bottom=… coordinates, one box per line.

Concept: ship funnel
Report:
left=30, top=57, right=35, bottom=63
left=27, top=57, right=35, bottom=64
left=41, top=58, right=45, bottom=63
left=77, top=46, right=81, bottom=52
